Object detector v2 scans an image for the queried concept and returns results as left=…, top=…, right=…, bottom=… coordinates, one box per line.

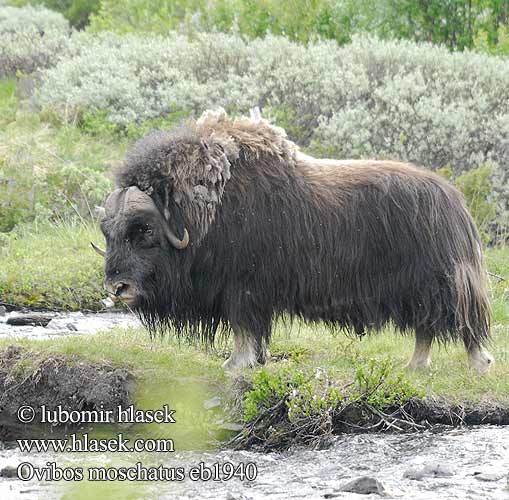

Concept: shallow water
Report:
left=0, top=310, right=140, bottom=339
left=0, top=313, right=507, bottom=499
left=1, top=427, right=508, bottom=499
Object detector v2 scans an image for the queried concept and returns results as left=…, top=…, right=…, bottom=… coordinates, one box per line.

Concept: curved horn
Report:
left=90, top=241, right=106, bottom=257
left=164, top=227, right=189, bottom=250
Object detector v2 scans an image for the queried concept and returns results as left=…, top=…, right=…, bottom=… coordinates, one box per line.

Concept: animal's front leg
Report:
left=222, top=325, right=268, bottom=371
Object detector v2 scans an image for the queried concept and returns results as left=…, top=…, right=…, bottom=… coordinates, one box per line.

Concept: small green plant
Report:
left=353, top=357, right=423, bottom=410
left=243, top=367, right=307, bottom=422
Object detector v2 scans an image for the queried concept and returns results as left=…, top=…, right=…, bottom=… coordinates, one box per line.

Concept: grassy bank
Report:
left=0, top=221, right=105, bottom=310
left=0, top=284, right=507, bottom=449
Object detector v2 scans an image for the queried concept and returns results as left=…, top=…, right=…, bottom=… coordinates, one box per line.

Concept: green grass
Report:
left=0, top=78, right=126, bottom=232
left=0, top=78, right=17, bottom=128
left=0, top=220, right=106, bottom=310
left=0, top=237, right=507, bottom=407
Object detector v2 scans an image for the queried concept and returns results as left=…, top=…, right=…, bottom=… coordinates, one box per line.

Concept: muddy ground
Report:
left=0, top=345, right=133, bottom=440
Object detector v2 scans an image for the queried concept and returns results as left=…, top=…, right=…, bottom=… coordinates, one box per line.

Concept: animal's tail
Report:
left=453, top=234, right=491, bottom=350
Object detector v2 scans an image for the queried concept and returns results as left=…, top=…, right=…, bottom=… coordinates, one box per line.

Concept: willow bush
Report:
left=2, top=8, right=506, bottom=232
left=0, top=5, right=70, bottom=76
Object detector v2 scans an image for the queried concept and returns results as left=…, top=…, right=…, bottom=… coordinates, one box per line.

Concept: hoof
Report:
left=468, top=350, right=494, bottom=373
left=222, top=355, right=258, bottom=372
left=405, top=357, right=431, bottom=371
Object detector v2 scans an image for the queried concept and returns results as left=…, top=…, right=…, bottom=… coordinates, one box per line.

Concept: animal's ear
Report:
left=169, top=137, right=234, bottom=244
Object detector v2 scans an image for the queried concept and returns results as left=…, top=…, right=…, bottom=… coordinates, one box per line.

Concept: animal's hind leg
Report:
left=406, top=328, right=433, bottom=370
left=222, top=324, right=268, bottom=371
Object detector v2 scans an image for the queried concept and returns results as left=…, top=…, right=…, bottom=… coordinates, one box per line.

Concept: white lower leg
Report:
left=406, top=333, right=432, bottom=370
left=223, top=329, right=259, bottom=371
left=467, top=346, right=494, bottom=373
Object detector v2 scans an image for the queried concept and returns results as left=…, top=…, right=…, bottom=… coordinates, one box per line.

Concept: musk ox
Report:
left=93, top=109, right=494, bottom=373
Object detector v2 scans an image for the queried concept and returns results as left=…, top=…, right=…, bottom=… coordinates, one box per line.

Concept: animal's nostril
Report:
left=114, top=282, right=129, bottom=297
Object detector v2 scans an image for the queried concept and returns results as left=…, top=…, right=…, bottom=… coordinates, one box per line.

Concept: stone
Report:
left=203, top=395, right=222, bottom=410
left=332, top=476, right=386, bottom=496
left=6, top=314, right=52, bottom=327
left=473, top=472, right=505, bottom=482
left=404, top=463, right=455, bottom=481
left=0, top=465, right=17, bottom=478
left=217, top=421, right=244, bottom=432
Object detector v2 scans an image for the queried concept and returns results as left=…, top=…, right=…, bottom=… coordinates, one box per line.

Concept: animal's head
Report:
left=97, top=185, right=190, bottom=310
left=93, top=111, right=237, bottom=323
left=92, top=109, right=295, bottom=325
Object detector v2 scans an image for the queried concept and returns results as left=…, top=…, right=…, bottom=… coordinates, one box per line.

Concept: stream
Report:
left=0, top=312, right=508, bottom=499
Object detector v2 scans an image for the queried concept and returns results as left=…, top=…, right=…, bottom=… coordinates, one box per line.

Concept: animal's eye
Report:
left=139, top=225, right=153, bottom=235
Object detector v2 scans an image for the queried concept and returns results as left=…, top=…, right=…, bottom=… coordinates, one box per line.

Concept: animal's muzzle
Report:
left=104, top=279, right=139, bottom=306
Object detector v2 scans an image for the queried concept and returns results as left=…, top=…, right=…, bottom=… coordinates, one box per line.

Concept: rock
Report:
left=217, top=421, right=244, bottom=432
left=328, top=476, right=386, bottom=496
left=0, top=305, right=7, bottom=316
left=404, top=463, right=455, bottom=481
left=203, top=396, right=221, bottom=410
left=473, top=472, right=505, bottom=482
left=225, top=493, right=247, bottom=500
left=7, top=314, right=52, bottom=327
left=0, top=465, right=17, bottom=478
left=45, top=318, right=77, bottom=331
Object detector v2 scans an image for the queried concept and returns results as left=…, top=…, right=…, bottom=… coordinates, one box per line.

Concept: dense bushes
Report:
left=88, top=0, right=350, bottom=43
left=0, top=3, right=68, bottom=31
left=35, top=33, right=509, bottom=164
left=0, top=5, right=70, bottom=76
left=2, top=4, right=509, bottom=233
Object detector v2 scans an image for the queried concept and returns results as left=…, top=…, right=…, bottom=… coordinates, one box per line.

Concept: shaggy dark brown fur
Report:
left=102, top=109, right=492, bottom=370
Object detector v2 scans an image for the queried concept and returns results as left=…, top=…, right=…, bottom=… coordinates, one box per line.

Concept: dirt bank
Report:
left=227, top=381, right=509, bottom=451
left=1, top=344, right=508, bottom=448
left=0, top=345, right=134, bottom=440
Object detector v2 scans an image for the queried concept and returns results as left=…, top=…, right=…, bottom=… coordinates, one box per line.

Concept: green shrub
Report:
left=7, top=0, right=100, bottom=29
left=0, top=5, right=70, bottom=76
left=36, top=33, right=509, bottom=170
left=474, top=26, right=509, bottom=57
left=353, top=358, right=423, bottom=410
left=243, top=359, right=422, bottom=424
left=88, top=0, right=350, bottom=43
left=63, top=0, right=100, bottom=29
left=243, top=367, right=305, bottom=422
left=243, top=366, right=343, bottom=423
left=89, top=0, right=207, bottom=34
left=0, top=3, right=69, bottom=32
left=454, top=163, right=498, bottom=237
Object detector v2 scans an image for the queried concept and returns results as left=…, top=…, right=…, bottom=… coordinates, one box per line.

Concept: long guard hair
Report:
left=113, top=109, right=491, bottom=351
